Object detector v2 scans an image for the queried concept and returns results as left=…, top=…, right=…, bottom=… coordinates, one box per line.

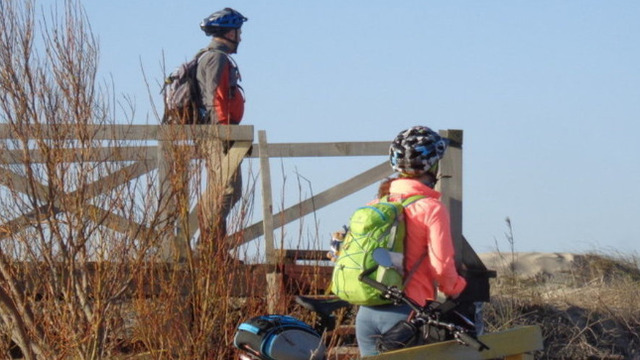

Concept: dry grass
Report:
left=485, top=251, right=640, bottom=359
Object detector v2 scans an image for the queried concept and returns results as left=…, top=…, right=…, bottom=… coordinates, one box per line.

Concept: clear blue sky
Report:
left=82, top=1, right=640, bottom=256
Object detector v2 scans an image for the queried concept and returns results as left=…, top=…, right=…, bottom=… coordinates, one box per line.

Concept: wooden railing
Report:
left=1, top=123, right=536, bottom=357
left=0, top=124, right=491, bottom=288
left=0, top=124, right=253, bottom=261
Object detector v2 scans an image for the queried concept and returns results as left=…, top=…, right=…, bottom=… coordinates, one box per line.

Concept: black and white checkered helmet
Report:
left=389, top=126, right=449, bottom=176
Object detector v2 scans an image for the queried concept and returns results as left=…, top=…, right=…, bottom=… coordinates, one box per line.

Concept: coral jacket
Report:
left=384, top=178, right=467, bottom=305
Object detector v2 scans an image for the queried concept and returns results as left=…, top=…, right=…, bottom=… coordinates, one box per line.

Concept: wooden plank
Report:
left=98, top=146, right=159, bottom=162
left=0, top=124, right=254, bottom=142
left=188, top=124, right=254, bottom=142
left=69, top=160, right=156, bottom=200
left=258, top=131, right=276, bottom=264
left=436, top=129, right=464, bottom=268
left=0, top=159, right=155, bottom=202
left=505, top=354, right=534, bottom=360
left=0, top=146, right=158, bottom=164
left=80, top=204, right=160, bottom=240
left=0, top=167, right=50, bottom=200
left=0, top=205, right=63, bottom=241
left=279, top=249, right=328, bottom=262
left=156, top=141, right=181, bottom=261
left=68, top=160, right=158, bottom=241
left=232, top=160, right=393, bottom=245
left=0, top=201, right=158, bottom=244
left=365, top=325, right=543, bottom=360
left=220, top=141, right=251, bottom=194
left=0, top=159, right=156, bottom=233
left=0, top=169, right=63, bottom=240
left=248, top=141, right=389, bottom=158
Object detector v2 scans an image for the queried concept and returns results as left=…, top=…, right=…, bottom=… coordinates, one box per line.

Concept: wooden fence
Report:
left=0, top=124, right=253, bottom=258
left=0, top=124, right=491, bottom=290
left=2, top=123, right=547, bottom=358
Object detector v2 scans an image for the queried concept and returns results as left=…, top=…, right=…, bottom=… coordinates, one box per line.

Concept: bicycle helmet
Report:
left=200, top=8, right=247, bottom=36
left=389, top=126, right=449, bottom=176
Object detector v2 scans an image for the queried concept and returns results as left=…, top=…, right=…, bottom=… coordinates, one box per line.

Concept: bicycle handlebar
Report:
left=359, top=266, right=422, bottom=309
left=358, top=268, right=388, bottom=293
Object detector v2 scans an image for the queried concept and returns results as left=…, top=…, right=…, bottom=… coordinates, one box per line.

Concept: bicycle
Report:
left=234, top=248, right=488, bottom=359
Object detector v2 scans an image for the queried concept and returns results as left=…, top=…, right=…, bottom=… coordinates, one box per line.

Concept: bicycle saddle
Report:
left=294, top=296, right=350, bottom=317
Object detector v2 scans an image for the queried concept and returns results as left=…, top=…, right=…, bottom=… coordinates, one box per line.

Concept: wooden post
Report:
left=235, top=160, right=393, bottom=244
left=258, top=131, right=276, bottom=263
left=437, top=130, right=494, bottom=307
left=437, top=129, right=464, bottom=267
left=157, top=128, right=192, bottom=262
left=258, top=130, right=283, bottom=314
left=158, top=139, right=180, bottom=261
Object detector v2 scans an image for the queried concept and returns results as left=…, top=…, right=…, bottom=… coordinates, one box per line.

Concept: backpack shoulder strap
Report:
left=400, top=194, right=427, bottom=286
left=194, top=48, right=214, bottom=64
left=401, top=195, right=425, bottom=207
left=403, top=249, right=429, bottom=286
left=202, top=48, right=241, bottom=79
left=386, top=194, right=425, bottom=207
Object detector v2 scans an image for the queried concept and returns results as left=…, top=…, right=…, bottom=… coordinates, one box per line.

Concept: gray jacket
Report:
left=195, top=40, right=243, bottom=124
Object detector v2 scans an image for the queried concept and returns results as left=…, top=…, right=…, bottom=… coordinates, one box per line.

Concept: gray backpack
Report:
left=161, top=50, right=208, bottom=124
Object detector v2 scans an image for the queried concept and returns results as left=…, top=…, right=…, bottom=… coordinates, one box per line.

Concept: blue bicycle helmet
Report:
left=200, top=8, right=247, bottom=36
left=389, top=126, right=449, bottom=176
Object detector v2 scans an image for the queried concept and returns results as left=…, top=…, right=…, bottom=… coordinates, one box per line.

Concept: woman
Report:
left=355, top=126, right=467, bottom=356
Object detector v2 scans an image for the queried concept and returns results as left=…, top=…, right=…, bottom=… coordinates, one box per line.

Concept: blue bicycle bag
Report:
left=233, top=314, right=325, bottom=360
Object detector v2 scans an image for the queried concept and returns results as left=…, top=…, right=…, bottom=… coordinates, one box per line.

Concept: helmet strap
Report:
left=420, top=173, right=437, bottom=189
left=422, top=163, right=440, bottom=188
left=429, top=162, right=439, bottom=176
left=221, top=29, right=239, bottom=45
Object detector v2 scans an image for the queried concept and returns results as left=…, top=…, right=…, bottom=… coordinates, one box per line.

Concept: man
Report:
left=197, top=8, right=246, bottom=125
left=197, top=8, right=248, bottom=240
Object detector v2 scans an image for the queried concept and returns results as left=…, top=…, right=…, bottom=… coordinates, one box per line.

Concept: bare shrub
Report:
left=0, top=1, right=170, bottom=358
left=0, top=1, right=264, bottom=359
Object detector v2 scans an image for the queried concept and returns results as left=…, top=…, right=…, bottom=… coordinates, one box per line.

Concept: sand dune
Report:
left=479, top=252, right=579, bottom=278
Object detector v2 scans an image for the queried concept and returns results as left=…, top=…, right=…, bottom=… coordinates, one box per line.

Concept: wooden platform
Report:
left=364, top=325, right=543, bottom=360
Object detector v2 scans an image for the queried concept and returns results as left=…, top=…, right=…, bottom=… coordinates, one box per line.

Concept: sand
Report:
left=478, top=252, right=578, bottom=278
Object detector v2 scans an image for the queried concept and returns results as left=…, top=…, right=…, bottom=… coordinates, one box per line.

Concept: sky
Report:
left=80, top=1, right=640, bottom=257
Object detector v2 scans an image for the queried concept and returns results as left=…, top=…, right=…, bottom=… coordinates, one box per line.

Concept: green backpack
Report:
left=330, top=195, right=423, bottom=306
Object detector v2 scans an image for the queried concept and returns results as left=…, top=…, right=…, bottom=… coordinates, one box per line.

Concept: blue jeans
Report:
left=355, top=303, right=412, bottom=357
